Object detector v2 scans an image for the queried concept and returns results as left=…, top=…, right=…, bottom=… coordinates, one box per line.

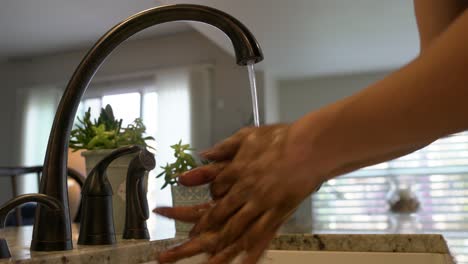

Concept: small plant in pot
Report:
left=69, top=104, right=154, bottom=233
left=157, top=140, right=210, bottom=235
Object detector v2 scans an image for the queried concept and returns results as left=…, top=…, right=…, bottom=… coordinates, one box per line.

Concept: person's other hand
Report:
left=155, top=124, right=326, bottom=263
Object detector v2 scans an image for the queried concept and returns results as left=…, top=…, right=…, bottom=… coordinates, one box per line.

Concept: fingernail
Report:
left=178, top=170, right=195, bottom=185
left=180, top=169, right=194, bottom=177
left=199, top=149, right=213, bottom=158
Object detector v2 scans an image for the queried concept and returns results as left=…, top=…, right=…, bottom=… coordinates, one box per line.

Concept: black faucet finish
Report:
left=123, top=149, right=155, bottom=240
left=32, top=4, right=263, bottom=251
left=0, top=194, right=62, bottom=259
left=78, top=145, right=142, bottom=245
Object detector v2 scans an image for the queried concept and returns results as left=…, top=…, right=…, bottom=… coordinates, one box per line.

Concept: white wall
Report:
left=278, top=71, right=389, bottom=122
left=263, top=72, right=279, bottom=124
left=0, top=30, right=264, bottom=203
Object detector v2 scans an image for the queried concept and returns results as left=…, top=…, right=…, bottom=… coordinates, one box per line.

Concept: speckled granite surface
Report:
left=0, top=224, right=451, bottom=263
left=270, top=234, right=450, bottom=253
left=0, top=224, right=185, bottom=264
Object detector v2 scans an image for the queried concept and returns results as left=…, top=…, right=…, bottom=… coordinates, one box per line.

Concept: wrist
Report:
left=283, top=116, right=333, bottom=191
left=285, top=101, right=349, bottom=183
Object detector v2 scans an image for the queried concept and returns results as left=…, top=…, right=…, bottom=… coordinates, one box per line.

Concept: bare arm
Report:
left=414, top=0, right=467, bottom=50
left=156, top=4, right=468, bottom=264
left=289, top=9, right=468, bottom=180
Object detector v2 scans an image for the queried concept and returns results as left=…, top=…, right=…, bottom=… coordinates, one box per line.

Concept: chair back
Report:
left=0, top=166, right=84, bottom=226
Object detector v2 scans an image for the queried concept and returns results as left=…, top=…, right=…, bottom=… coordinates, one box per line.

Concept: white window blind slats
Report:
left=312, top=132, right=468, bottom=264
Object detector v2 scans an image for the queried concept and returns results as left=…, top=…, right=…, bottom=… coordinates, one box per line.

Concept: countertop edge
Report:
left=271, top=234, right=451, bottom=254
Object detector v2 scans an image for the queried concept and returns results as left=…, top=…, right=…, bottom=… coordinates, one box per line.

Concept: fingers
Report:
left=153, top=203, right=212, bottom=223
left=158, top=239, right=203, bottom=263
left=214, top=201, right=263, bottom=252
left=243, top=230, right=276, bottom=264
left=208, top=210, right=280, bottom=264
left=209, top=165, right=242, bottom=199
left=241, top=210, right=282, bottom=264
left=206, top=242, right=242, bottom=264
left=190, top=184, right=250, bottom=237
left=201, top=127, right=254, bottom=161
left=158, top=232, right=218, bottom=263
left=178, top=162, right=228, bottom=186
left=210, top=181, right=232, bottom=200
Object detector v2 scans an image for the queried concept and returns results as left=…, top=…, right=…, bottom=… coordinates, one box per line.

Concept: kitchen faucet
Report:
left=0, top=194, right=62, bottom=258
left=31, top=4, right=263, bottom=251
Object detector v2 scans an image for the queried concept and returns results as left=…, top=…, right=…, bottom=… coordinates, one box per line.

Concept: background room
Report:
left=1, top=0, right=467, bottom=262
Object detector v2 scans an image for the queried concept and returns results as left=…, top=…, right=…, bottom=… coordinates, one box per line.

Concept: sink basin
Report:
left=143, top=250, right=451, bottom=264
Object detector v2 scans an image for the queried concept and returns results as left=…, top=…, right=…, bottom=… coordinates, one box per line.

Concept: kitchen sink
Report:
left=143, top=250, right=451, bottom=264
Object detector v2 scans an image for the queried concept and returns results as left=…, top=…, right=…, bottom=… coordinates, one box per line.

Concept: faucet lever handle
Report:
left=123, top=149, right=155, bottom=239
left=137, top=177, right=150, bottom=220
left=78, top=145, right=143, bottom=245
left=136, top=149, right=155, bottom=220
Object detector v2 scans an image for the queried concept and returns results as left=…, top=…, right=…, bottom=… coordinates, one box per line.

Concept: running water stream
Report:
left=247, top=63, right=260, bottom=127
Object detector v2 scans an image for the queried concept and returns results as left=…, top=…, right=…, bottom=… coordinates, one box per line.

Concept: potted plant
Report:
left=70, top=104, right=154, bottom=233
left=157, top=140, right=210, bottom=235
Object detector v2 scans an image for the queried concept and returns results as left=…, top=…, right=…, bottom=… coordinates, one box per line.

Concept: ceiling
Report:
left=0, top=0, right=191, bottom=60
left=1, top=0, right=420, bottom=79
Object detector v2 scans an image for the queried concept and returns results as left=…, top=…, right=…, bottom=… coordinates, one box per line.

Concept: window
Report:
left=20, top=87, right=62, bottom=194
left=312, top=132, right=468, bottom=263
left=21, top=66, right=212, bottom=238
left=78, top=92, right=143, bottom=127
left=77, top=86, right=173, bottom=236
left=76, top=67, right=212, bottom=238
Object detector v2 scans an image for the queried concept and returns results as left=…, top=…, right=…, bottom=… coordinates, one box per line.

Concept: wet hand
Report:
left=155, top=125, right=325, bottom=263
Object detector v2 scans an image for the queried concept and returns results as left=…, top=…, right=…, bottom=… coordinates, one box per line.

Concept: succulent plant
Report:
left=156, top=140, right=198, bottom=189
left=69, top=104, right=154, bottom=151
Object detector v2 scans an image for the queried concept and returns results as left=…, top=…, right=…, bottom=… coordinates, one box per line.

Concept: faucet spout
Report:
left=32, top=4, right=263, bottom=251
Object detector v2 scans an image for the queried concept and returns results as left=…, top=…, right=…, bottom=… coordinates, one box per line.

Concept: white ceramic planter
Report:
left=171, top=184, right=211, bottom=236
left=81, top=149, right=148, bottom=235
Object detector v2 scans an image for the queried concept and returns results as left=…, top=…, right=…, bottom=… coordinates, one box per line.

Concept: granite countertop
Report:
left=270, top=233, right=450, bottom=253
left=0, top=223, right=451, bottom=264
left=0, top=224, right=185, bottom=264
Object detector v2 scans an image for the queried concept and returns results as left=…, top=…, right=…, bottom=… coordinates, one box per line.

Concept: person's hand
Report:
left=155, top=124, right=326, bottom=263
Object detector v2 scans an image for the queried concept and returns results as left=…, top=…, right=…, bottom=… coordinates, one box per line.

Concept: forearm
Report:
left=413, top=0, right=467, bottom=50
left=288, top=10, right=468, bottom=181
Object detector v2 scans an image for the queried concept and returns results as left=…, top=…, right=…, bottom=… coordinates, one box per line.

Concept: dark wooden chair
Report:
left=0, top=166, right=85, bottom=226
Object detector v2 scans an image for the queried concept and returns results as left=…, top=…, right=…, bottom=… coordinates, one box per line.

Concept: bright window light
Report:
left=102, top=92, right=141, bottom=127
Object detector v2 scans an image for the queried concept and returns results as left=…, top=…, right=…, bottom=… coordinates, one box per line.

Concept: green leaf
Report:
left=156, top=139, right=201, bottom=189
left=69, top=104, right=154, bottom=151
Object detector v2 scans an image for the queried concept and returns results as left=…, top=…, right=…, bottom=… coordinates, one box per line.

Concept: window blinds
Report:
left=312, top=132, right=468, bottom=263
